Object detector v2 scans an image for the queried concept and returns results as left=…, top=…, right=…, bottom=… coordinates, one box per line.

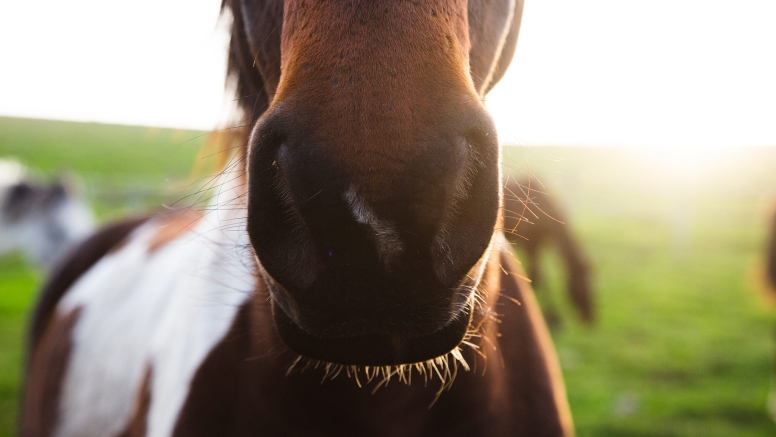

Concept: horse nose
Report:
left=246, top=103, right=500, bottom=334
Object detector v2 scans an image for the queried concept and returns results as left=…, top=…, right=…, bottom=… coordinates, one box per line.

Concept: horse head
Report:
left=229, top=0, right=522, bottom=366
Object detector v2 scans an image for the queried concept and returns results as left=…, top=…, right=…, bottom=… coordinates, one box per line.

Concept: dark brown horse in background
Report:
left=503, top=179, right=594, bottom=326
left=24, top=1, right=574, bottom=435
left=767, top=211, right=776, bottom=293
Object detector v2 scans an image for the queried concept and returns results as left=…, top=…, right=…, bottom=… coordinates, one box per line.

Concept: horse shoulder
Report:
left=23, top=211, right=256, bottom=437
left=27, top=217, right=148, bottom=354
left=22, top=217, right=145, bottom=437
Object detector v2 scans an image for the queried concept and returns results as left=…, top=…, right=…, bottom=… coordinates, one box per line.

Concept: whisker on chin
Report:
left=281, top=270, right=501, bottom=406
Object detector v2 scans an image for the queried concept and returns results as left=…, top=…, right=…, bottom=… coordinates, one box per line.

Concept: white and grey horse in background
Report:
left=0, top=160, right=94, bottom=269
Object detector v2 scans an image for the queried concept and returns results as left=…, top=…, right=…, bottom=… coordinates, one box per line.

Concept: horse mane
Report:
left=170, top=0, right=276, bottom=181
left=221, top=0, right=272, bottom=126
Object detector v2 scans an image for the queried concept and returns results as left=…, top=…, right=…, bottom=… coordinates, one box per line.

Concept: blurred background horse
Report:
left=0, top=160, right=94, bottom=270
left=503, top=178, right=593, bottom=327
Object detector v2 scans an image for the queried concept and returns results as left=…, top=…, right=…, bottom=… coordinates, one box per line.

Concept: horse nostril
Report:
left=423, top=109, right=500, bottom=286
left=246, top=111, right=325, bottom=292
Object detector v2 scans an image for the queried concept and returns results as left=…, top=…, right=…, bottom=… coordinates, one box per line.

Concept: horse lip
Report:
left=271, top=299, right=473, bottom=366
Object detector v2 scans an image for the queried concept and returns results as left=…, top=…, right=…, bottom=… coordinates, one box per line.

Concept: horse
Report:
left=0, top=160, right=94, bottom=270
left=22, top=1, right=575, bottom=436
left=502, top=178, right=593, bottom=327
left=768, top=211, right=776, bottom=293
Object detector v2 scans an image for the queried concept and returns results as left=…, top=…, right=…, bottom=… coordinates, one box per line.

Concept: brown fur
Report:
left=21, top=308, right=81, bottom=437
left=503, top=179, right=594, bottom=325
left=496, top=250, right=574, bottom=434
left=225, top=0, right=524, bottom=104
left=265, top=0, right=486, bottom=202
left=118, top=367, right=153, bottom=437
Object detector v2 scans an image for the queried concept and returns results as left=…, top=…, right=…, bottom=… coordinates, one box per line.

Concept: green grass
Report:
left=2, top=116, right=776, bottom=435
left=505, top=146, right=776, bottom=436
left=549, top=227, right=775, bottom=436
left=0, top=116, right=206, bottom=221
left=0, top=256, right=37, bottom=436
left=0, top=117, right=203, bottom=177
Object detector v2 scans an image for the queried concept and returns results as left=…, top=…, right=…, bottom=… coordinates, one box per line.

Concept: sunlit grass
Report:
left=507, top=146, right=776, bottom=436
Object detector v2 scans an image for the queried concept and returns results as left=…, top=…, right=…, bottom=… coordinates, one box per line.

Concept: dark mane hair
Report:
left=222, top=0, right=277, bottom=127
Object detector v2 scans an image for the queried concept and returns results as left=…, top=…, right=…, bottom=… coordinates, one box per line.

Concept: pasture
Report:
left=1, top=116, right=775, bottom=436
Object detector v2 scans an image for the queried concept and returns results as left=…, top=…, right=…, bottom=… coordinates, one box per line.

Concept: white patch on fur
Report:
left=343, top=186, right=403, bottom=267
left=54, top=176, right=255, bottom=437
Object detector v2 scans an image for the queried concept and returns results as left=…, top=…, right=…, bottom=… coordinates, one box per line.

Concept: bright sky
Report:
left=1, top=0, right=775, bottom=148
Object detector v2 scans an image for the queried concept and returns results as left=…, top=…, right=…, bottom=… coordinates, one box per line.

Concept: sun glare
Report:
left=0, top=0, right=774, bottom=150
left=0, top=0, right=230, bottom=129
left=486, top=0, right=776, bottom=150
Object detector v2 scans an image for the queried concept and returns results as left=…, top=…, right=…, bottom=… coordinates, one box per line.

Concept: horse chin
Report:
left=270, top=295, right=474, bottom=367
left=262, top=238, right=494, bottom=367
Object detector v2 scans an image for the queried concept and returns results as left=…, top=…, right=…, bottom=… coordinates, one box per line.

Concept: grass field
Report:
left=2, top=116, right=776, bottom=436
